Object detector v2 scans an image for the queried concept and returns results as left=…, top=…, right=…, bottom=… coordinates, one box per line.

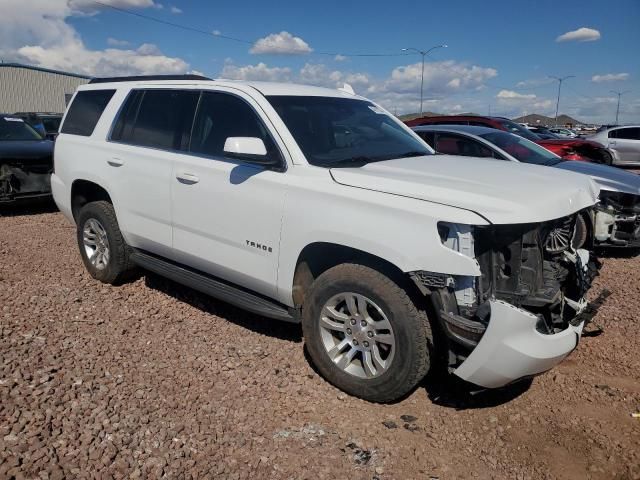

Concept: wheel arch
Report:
left=70, top=179, right=113, bottom=222
left=290, top=241, right=421, bottom=309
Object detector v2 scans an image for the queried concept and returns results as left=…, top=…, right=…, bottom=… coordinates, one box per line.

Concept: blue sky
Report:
left=2, top=0, right=639, bottom=123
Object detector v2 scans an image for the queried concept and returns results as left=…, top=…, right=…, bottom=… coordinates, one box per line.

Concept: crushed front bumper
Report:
left=453, top=299, right=584, bottom=388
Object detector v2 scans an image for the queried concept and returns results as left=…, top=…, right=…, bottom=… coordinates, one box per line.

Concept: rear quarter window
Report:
left=61, top=89, right=116, bottom=136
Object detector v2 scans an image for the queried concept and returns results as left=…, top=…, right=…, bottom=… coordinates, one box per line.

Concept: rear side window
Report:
left=435, top=133, right=495, bottom=158
left=111, top=89, right=199, bottom=151
left=61, top=90, right=115, bottom=136
left=611, top=127, right=640, bottom=140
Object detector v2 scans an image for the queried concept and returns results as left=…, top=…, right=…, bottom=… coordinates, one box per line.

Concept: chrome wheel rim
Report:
left=82, top=218, right=110, bottom=270
left=319, top=292, right=395, bottom=379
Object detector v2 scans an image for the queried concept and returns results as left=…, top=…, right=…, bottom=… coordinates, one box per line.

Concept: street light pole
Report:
left=610, top=90, right=630, bottom=125
left=549, top=75, right=574, bottom=126
left=402, top=44, right=448, bottom=115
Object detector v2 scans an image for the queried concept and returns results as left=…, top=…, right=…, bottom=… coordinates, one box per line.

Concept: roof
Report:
left=0, top=62, right=90, bottom=80
left=79, top=78, right=361, bottom=99
left=412, top=124, right=500, bottom=136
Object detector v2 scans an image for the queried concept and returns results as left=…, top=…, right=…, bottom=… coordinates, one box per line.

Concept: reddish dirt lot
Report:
left=1, top=206, right=639, bottom=479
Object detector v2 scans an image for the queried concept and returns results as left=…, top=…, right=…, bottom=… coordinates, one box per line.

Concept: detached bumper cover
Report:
left=454, top=299, right=584, bottom=388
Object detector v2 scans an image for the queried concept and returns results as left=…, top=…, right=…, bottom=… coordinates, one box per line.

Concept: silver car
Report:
left=413, top=124, right=640, bottom=249
left=589, top=126, right=640, bottom=166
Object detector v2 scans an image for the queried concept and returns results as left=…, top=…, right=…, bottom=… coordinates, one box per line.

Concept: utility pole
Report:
left=549, top=75, right=574, bottom=126
left=610, top=90, right=630, bottom=125
left=401, top=44, right=448, bottom=116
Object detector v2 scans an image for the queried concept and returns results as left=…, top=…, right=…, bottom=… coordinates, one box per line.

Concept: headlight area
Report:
left=410, top=216, right=601, bottom=376
left=594, top=191, right=640, bottom=248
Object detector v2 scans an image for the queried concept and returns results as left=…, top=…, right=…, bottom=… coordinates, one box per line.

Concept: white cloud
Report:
left=372, top=61, right=497, bottom=96
left=221, top=62, right=292, bottom=82
left=496, top=90, right=537, bottom=100
left=592, top=73, right=629, bottom=83
left=170, top=6, right=182, bottom=14
left=250, top=31, right=312, bottom=55
left=107, top=37, right=130, bottom=47
left=0, top=1, right=190, bottom=77
left=334, top=54, right=347, bottom=62
left=69, top=0, right=158, bottom=14
left=556, top=27, right=601, bottom=43
left=515, top=78, right=554, bottom=88
left=212, top=30, right=221, bottom=36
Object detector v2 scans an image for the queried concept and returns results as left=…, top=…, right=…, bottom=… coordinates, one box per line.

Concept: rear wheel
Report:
left=76, top=201, right=136, bottom=284
left=302, top=263, right=433, bottom=403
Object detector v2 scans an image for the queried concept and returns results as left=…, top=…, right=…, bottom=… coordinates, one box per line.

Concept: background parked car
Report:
left=405, top=115, right=613, bottom=164
left=588, top=125, right=640, bottom=166
left=549, top=127, right=579, bottom=138
left=413, top=124, right=640, bottom=249
left=14, top=112, right=63, bottom=141
left=0, top=114, right=53, bottom=204
left=527, top=126, right=561, bottom=139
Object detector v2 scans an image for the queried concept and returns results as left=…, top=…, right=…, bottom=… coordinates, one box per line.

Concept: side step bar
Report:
left=130, top=250, right=298, bottom=323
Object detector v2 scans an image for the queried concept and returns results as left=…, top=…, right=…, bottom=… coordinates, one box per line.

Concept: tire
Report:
left=76, top=200, right=136, bottom=284
left=302, top=263, right=433, bottom=403
left=572, top=213, right=589, bottom=250
left=601, top=151, right=613, bottom=166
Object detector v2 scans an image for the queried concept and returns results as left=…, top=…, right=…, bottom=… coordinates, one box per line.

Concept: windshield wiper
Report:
left=396, top=151, right=428, bottom=158
left=328, top=156, right=379, bottom=168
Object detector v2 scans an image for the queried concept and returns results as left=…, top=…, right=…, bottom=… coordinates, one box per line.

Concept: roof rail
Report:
left=89, top=74, right=212, bottom=84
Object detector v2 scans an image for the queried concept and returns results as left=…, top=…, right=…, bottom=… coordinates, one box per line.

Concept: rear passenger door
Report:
left=107, top=88, right=199, bottom=256
left=608, top=127, right=640, bottom=163
left=170, top=89, right=288, bottom=299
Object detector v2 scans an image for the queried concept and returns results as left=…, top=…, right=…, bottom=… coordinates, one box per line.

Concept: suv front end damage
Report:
left=411, top=212, right=599, bottom=388
left=0, top=161, right=52, bottom=203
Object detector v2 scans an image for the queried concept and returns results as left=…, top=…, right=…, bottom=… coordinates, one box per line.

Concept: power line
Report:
left=91, top=1, right=413, bottom=58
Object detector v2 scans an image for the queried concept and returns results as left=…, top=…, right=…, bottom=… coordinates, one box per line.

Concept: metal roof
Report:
left=0, top=62, right=90, bottom=80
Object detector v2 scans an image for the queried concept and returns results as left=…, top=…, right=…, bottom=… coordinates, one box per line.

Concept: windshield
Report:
left=498, top=119, right=541, bottom=142
left=0, top=117, right=43, bottom=141
left=267, top=96, right=432, bottom=167
left=480, top=131, right=562, bottom=166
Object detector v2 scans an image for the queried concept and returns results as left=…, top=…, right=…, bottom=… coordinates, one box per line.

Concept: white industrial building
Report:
left=0, top=63, right=90, bottom=114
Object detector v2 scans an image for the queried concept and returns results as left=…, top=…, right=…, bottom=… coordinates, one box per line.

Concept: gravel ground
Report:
left=1, top=205, right=639, bottom=480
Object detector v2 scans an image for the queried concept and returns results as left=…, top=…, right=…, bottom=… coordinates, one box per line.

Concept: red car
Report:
left=405, top=115, right=612, bottom=164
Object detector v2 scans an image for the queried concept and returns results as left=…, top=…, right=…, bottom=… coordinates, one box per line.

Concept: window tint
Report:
left=112, top=89, right=199, bottom=151
left=614, top=128, right=640, bottom=140
left=0, top=117, right=43, bottom=141
left=417, top=131, right=436, bottom=148
left=479, top=131, right=561, bottom=166
left=61, top=89, right=115, bottom=136
left=435, top=133, right=494, bottom=158
left=190, top=92, right=281, bottom=162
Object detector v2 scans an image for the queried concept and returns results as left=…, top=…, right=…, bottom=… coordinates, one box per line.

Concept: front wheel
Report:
left=302, top=263, right=433, bottom=403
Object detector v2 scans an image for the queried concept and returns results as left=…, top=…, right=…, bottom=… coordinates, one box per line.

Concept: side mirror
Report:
left=223, top=137, right=277, bottom=165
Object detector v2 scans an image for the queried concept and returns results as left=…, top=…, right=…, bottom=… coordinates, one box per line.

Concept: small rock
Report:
left=382, top=420, right=397, bottom=429
left=400, top=414, right=417, bottom=422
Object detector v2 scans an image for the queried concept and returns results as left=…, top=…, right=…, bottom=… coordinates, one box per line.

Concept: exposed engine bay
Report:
left=411, top=212, right=600, bottom=370
left=593, top=190, right=640, bottom=248
left=0, top=162, right=52, bottom=203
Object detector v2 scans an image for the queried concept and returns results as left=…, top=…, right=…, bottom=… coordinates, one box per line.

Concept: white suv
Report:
left=53, top=75, right=600, bottom=402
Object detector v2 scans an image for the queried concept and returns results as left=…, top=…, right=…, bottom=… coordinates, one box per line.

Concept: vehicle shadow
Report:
left=0, top=198, right=58, bottom=217
left=143, top=272, right=303, bottom=343
left=421, top=371, right=533, bottom=410
left=595, top=247, right=640, bottom=259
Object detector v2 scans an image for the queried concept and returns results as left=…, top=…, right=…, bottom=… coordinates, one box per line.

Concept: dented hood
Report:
left=330, top=155, right=599, bottom=225
left=554, top=160, right=640, bottom=196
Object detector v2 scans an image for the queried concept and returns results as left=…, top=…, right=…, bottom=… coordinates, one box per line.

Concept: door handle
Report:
left=609, top=141, right=616, bottom=146
left=176, top=172, right=200, bottom=184
left=107, top=157, right=124, bottom=167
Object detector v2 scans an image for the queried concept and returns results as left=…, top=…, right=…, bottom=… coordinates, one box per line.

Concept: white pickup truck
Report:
left=52, top=75, right=600, bottom=402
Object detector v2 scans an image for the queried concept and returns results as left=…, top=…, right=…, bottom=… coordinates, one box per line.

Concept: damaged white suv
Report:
left=52, top=76, right=600, bottom=402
